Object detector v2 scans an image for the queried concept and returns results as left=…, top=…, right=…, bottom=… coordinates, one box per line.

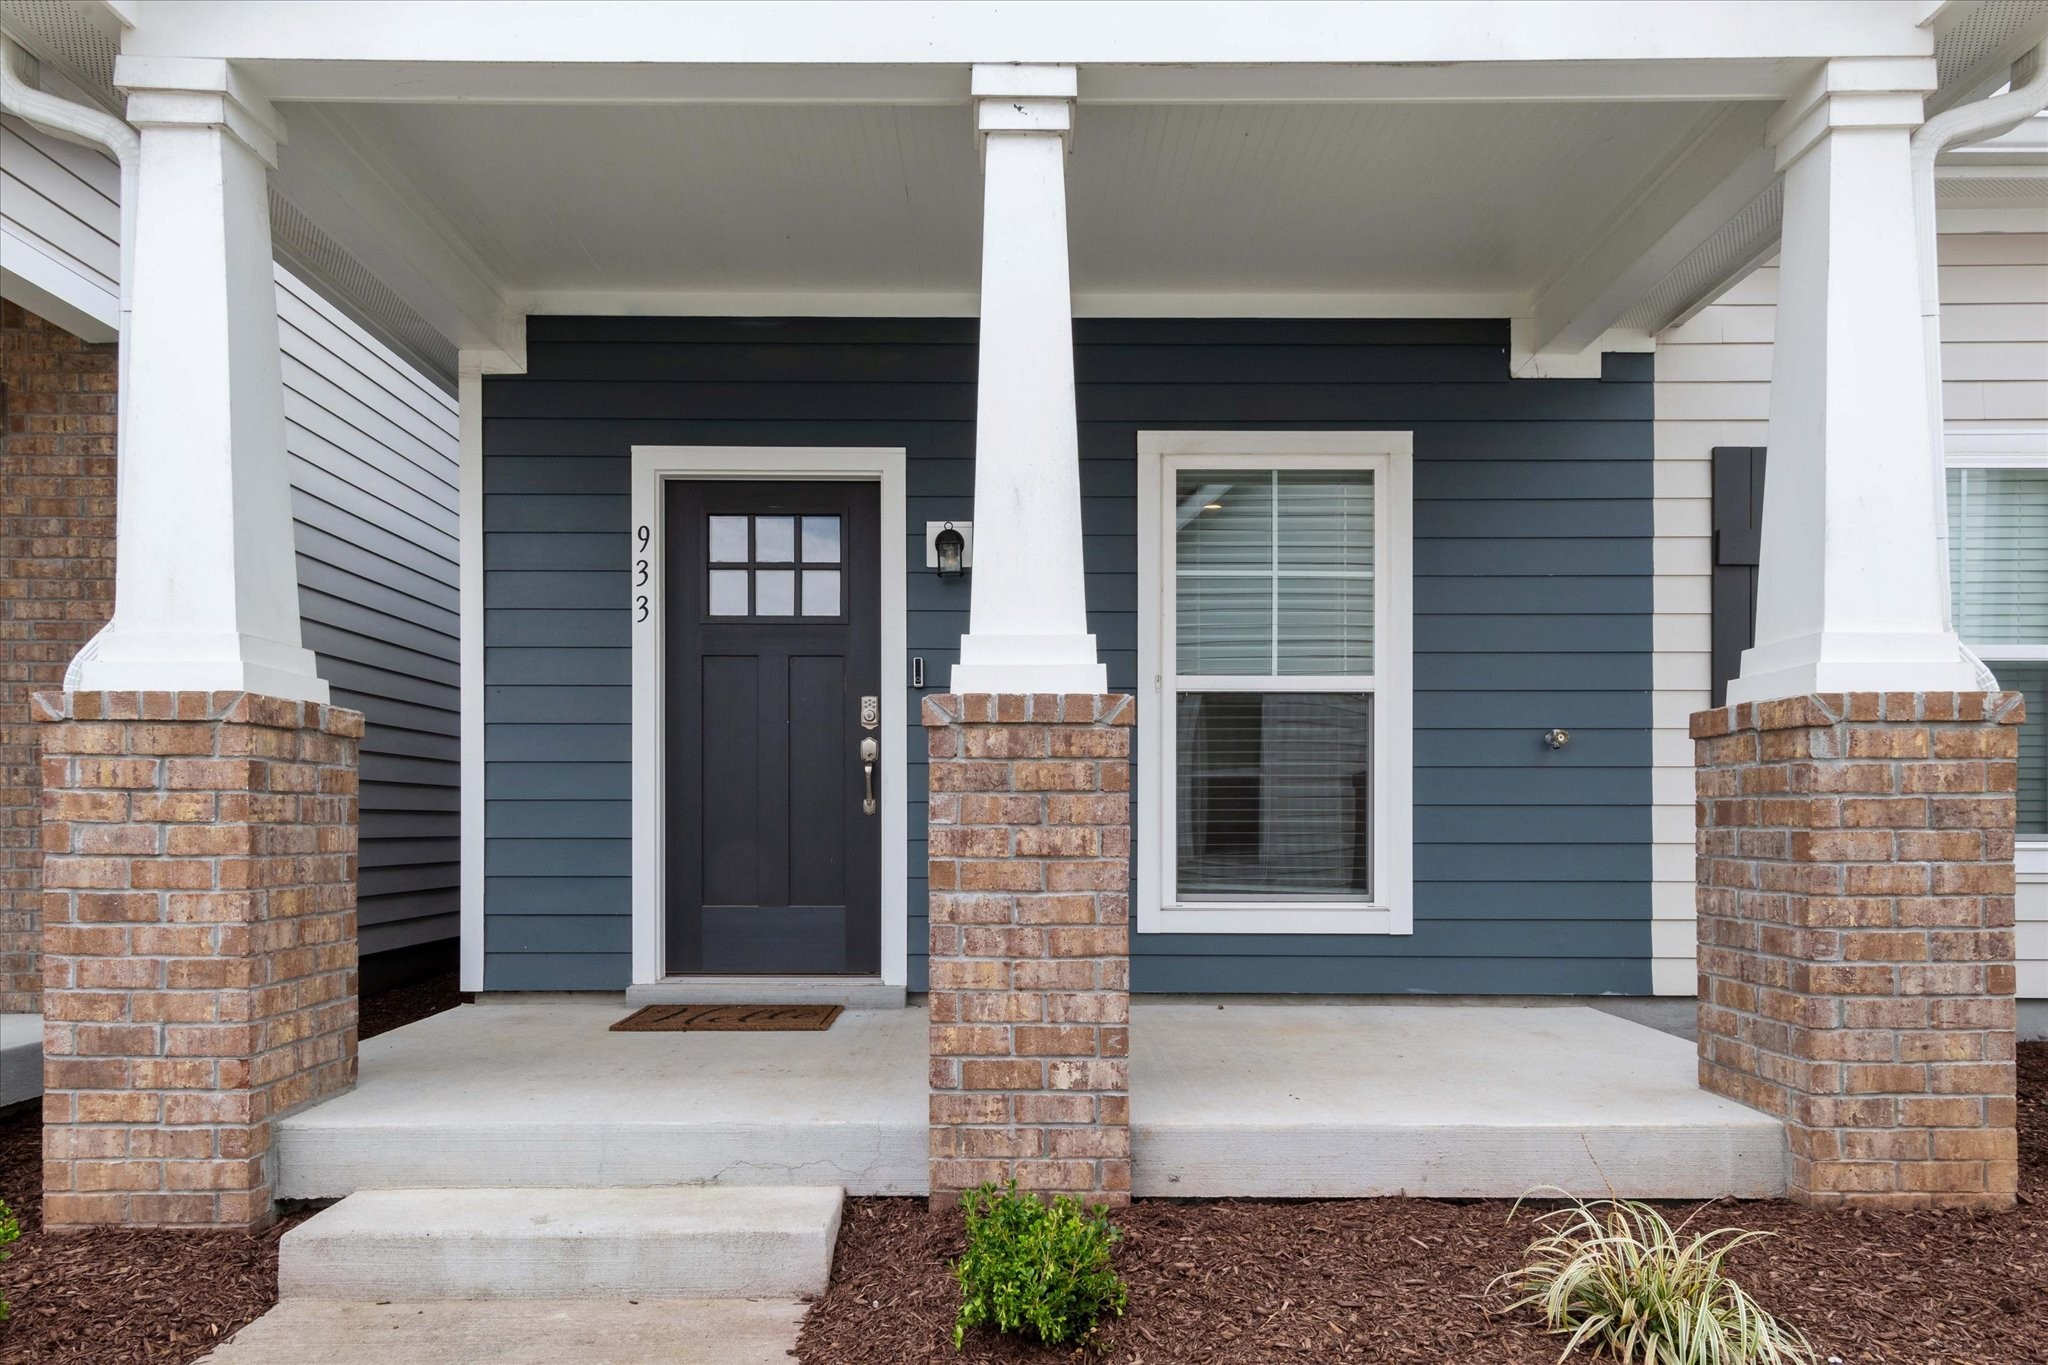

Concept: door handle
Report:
left=860, top=736, right=878, bottom=815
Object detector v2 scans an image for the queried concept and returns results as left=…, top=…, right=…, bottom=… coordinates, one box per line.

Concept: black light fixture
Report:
left=933, top=522, right=967, bottom=577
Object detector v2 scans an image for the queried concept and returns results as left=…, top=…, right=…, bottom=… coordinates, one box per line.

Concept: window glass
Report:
left=754, top=515, right=796, bottom=563
left=802, top=569, right=841, bottom=617
left=2001, top=661, right=2047, bottom=837
left=754, top=569, right=796, bottom=616
left=1175, top=469, right=1374, bottom=676
left=708, top=516, right=749, bottom=563
left=1171, top=465, right=1378, bottom=904
left=801, top=516, right=841, bottom=563
left=1175, top=693, right=1373, bottom=899
left=1948, top=467, right=2046, bottom=647
left=708, top=569, right=748, bottom=616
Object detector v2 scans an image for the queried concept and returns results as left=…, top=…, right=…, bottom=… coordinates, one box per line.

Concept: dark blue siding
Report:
left=482, top=318, right=1653, bottom=994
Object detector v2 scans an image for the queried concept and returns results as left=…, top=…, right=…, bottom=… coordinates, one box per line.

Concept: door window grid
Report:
left=707, top=514, right=842, bottom=619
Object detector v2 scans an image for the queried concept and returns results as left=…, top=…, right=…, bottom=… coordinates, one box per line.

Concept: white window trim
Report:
left=1136, top=430, right=1413, bottom=936
left=1945, top=433, right=2047, bottom=862
left=627, top=446, right=908, bottom=987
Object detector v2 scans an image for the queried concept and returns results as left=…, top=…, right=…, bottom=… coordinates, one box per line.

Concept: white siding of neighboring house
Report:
left=0, top=115, right=463, bottom=961
left=1653, top=232, right=2048, bottom=1000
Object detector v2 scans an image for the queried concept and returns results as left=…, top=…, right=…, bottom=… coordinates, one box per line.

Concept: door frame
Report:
left=628, top=446, right=908, bottom=987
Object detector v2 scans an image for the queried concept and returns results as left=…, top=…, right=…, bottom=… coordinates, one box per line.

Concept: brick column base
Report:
left=1693, top=692, right=2021, bottom=1209
left=924, top=693, right=1132, bottom=1207
left=34, top=691, right=361, bottom=1229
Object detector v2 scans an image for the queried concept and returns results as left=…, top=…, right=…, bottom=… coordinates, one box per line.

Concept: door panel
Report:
left=664, top=479, right=882, bottom=975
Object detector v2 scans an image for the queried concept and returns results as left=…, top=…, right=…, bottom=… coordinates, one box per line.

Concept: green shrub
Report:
left=951, top=1181, right=1128, bottom=1349
left=1495, top=1192, right=1813, bottom=1365
left=0, top=1197, right=18, bottom=1321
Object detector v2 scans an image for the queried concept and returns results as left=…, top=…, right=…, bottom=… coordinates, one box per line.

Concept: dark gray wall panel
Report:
left=482, top=316, right=1653, bottom=993
left=282, top=271, right=461, bottom=958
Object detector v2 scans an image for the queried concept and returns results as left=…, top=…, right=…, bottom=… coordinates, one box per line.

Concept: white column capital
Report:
left=972, top=63, right=1075, bottom=145
left=1767, top=55, right=1935, bottom=170
left=115, top=55, right=287, bottom=167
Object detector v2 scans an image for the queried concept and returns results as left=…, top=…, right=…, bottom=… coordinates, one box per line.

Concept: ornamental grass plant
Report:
left=1495, top=1191, right=1815, bottom=1365
left=951, top=1181, right=1128, bottom=1349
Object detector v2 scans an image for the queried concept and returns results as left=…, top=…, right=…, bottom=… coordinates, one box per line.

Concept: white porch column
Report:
left=78, top=59, right=326, bottom=703
left=952, top=64, right=1106, bottom=694
left=1727, top=57, right=1975, bottom=704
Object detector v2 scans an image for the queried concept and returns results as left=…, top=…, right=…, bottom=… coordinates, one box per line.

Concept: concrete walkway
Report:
left=195, top=1299, right=805, bottom=1364
left=279, top=998, right=1784, bottom=1199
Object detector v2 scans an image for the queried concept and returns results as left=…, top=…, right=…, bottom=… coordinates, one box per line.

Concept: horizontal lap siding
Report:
left=483, top=317, right=1651, bottom=993
left=1659, top=234, right=2048, bottom=1000
left=280, top=269, right=462, bottom=958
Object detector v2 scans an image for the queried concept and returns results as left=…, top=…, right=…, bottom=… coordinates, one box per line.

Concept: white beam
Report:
left=952, top=64, right=1103, bottom=695
left=1524, top=104, right=1777, bottom=362
left=0, top=225, right=117, bottom=340
left=235, top=101, right=522, bottom=371
left=120, top=2, right=1937, bottom=73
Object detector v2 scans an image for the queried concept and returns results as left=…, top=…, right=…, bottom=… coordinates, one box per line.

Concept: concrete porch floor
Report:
left=277, top=999, right=1786, bottom=1201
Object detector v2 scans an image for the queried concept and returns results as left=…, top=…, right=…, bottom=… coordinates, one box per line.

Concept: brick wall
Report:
left=1694, top=692, right=2020, bottom=1209
left=36, top=691, right=360, bottom=1229
left=925, top=693, right=1133, bottom=1206
left=0, top=303, right=117, bottom=1014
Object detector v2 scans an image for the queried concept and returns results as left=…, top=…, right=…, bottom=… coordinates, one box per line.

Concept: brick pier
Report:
left=924, top=693, right=1132, bottom=1206
left=1693, top=692, right=2021, bottom=1209
left=35, top=690, right=361, bottom=1229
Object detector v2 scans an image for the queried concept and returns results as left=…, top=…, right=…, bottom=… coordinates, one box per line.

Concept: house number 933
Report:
left=634, top=525, right=650, bottom=622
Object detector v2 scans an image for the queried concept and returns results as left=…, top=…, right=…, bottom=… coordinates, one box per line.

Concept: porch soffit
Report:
left=309, top=98, right=1726, bottom=309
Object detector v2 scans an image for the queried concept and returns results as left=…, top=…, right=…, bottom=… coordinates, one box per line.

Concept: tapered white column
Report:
left=952, top=65, right=1105, bottom=694
left=1728, top=57, right=1975, bottom=705
left=78, top=59, right=326, bottom=703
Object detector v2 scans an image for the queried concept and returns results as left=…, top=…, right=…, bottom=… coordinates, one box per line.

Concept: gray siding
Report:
left=483, top=317, right=1653, bottom=994
left=281, top=269, right=462, bottom=958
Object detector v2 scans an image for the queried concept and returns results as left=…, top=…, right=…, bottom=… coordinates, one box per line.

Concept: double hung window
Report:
left=1138, top=434, right=1412, bottom=935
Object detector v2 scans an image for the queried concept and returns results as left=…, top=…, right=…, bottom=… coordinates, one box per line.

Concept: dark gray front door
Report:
left=664, top=480, right=882, bottom=975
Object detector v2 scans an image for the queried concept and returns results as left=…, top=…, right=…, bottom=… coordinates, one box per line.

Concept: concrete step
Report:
left=280, top=1186, right=842, bottom=1301
left=197, top=1299, right=806, bottom=1365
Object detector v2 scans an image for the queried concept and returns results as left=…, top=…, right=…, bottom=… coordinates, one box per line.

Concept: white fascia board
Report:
left=270, top=104, right=522, bottom=371
left=524, top=288, right=1529, bottom=320
left=1526, top=105, right=1778, bottom=359
left=0, top=223, right=118, bottom=341
left=121, top=1, right=1933, bottom=95
left=135, top=59, right=1851, bottom=107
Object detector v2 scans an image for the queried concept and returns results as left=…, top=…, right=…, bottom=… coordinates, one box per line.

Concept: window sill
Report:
left=1144, top=905, right=1403, bottom=936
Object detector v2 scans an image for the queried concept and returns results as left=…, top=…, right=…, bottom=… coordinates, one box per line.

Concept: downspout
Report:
left=1911, top=44, right=2048, bottom=689
left=0, top=38, right=139, bottom=688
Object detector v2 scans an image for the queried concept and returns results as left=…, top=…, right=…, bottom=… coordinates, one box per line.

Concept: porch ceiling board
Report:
left=304, top=97, right=1724, bottom=313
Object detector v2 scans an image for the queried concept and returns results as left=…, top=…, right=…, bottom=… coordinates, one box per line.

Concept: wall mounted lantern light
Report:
left=926, top=520, right=972, bottom=577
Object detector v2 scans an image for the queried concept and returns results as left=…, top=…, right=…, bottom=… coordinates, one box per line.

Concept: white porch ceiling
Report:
left=311, top=98, right=1724, bottom=308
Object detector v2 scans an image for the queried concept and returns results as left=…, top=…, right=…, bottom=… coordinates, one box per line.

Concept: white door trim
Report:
left=628, top=446, right=909, bottom=988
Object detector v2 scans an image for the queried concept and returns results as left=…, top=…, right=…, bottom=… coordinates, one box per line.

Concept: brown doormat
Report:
left=610, top=1003, right=843, bottom=1032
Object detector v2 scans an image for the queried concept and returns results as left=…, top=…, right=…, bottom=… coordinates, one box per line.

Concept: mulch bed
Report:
left=0, top=970, right=467, bottom=1365
left=799, top=1039, right=2048, bottom=1365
